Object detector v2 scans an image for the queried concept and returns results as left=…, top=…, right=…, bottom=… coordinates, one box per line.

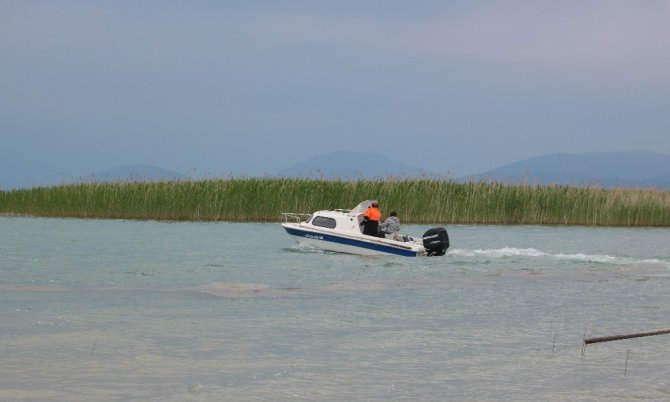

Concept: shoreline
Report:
left=2, top=213, right=670, bottom=228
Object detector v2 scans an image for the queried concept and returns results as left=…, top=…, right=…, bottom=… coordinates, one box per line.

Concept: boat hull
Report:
left=282, top=223, right=422, bottom=257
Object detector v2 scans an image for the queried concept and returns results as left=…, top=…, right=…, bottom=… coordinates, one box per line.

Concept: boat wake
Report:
left=283, top=243, right=331, bottom=254
left=448, top=247, right=670, bottom=268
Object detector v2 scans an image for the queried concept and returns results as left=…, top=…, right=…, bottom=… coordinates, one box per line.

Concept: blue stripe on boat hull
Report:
left=283, top=226, right=419, bottom=257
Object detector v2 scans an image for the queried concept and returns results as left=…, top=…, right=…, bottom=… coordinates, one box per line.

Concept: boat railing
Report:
left=281, top=212, right=313, bottom=223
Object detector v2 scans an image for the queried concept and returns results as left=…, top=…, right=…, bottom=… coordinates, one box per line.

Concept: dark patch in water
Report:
left=123, top=271, right=154, bottom=277
left=199, top=282, right=279, bottom=297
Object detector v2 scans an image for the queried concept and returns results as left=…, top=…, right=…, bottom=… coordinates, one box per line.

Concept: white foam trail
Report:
left=448, top=247, right=670, bottom=268
left=450, top=247, right=544, bottom=258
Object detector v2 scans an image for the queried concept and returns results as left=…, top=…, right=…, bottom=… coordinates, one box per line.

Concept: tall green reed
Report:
left=1, top=178, right=669, bottom=226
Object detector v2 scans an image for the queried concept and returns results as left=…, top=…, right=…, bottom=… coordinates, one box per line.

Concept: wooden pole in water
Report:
left=584, top=328, right=670, bottom=345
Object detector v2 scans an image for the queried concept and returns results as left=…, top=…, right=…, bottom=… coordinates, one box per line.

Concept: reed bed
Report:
left=1, top=178, right=670, bottom=226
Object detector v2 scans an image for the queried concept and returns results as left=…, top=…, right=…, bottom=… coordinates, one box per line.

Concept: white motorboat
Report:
left=281, top=200, right=449, bottom=257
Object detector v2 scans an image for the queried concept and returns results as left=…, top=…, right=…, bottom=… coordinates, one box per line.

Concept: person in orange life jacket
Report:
left=362, top=201, right=382, bottom=237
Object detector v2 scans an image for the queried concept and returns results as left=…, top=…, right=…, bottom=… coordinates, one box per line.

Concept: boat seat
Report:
left=384, top=231, right=402, bottom=241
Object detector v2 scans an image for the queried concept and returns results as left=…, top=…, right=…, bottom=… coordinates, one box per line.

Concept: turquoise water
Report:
left=2, top=217, right=670, bottom=401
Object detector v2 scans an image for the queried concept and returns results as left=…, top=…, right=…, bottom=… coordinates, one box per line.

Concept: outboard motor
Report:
left=423, top=227, right=449, bottom=256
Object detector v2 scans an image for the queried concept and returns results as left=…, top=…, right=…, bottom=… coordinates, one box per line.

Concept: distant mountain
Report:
left=278, top=151, right=435, bottom=179
left=0, top=162, right=75, bottom=190
left=81, top=165, right=187, bottom=183
left=0, top=163, right=187, bottom=190
left=464, top=151, right=670, bottom=188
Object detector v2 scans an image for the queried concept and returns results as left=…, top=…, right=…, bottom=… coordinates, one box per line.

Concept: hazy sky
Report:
left=2, top=1, right=669, bottom=183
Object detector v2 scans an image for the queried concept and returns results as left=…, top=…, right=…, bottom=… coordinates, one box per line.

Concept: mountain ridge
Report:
left=278, top=151, right=437, bottom=179
left=3, top=151, right=670, bottom=189
left=81, top=165, right=187, bottom=183
left=464, top=150, right=670, bottom=188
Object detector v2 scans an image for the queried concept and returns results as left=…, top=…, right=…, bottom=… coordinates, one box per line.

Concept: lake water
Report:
left=1, top=216, right=670, bottom=401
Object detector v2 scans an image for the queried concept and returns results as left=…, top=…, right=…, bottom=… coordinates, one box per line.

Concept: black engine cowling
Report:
left=423, top=227, right=449, bottom=256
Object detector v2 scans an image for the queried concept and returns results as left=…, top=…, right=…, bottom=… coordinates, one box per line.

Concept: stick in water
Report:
left=584, top=328, right=670, bottom=345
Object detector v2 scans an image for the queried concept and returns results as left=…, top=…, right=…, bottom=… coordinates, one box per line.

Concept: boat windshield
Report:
left=349, top=200, right=376, bottom=215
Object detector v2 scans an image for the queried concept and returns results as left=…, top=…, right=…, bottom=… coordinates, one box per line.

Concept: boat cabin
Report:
left=303, top=200, right=377, bottom=235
